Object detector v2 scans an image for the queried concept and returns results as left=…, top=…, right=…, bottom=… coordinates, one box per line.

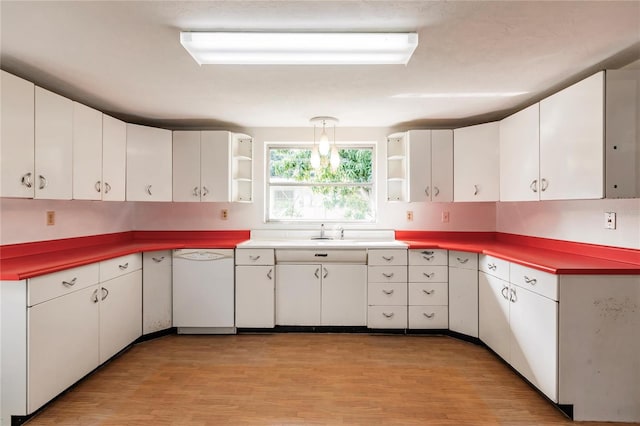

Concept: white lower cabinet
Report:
left=408, top=249, right=448, bottom=329
left=276, top=264, right=321, bottom=325
left=321, top=264, right=367, bottom=326
left=236, top=266, right=275, bottom=328
left=142, top=251, right=173, bottom=334
left=448, top=251, right=479, bottom=337
left=367, top=249, right=408, bottom=329
left=478, top=271, right=511, bottom=361
left=27, top=285, right=100, bottom=413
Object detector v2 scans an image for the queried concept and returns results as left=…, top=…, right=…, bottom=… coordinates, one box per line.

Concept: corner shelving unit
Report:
left=231, top=133, right=253, bottom=202
left=386, top=132, right=407, bottom=201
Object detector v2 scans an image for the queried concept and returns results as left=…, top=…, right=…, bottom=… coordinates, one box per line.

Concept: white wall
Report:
left=0, top=199, right=134, bottom=245
left=133, top=127, right=496, bottom=232
left=496, top=198, right=640, bottom=249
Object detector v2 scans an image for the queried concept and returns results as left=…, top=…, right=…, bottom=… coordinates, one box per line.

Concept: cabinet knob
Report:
left=456, top=257, right=469, bottom=264
left=152, top=256, right=165, bottom=263
left=382, top=289, right=394, bottom=295
left=423, top=312, right=435, bottom=319
left=21, top=172, right=33, bottom=188
left=422, top=289, right=435, bottom=295
left=382, top=255, right=394, bottom=262
left=423, top=272, right=435, bottom=279
left=382, top=272, right=394, bottom=278
left=382, top=312, right=394, bottom=318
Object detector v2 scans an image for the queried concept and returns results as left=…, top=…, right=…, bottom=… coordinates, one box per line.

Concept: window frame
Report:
left=265, top=142, right=377, bottom=224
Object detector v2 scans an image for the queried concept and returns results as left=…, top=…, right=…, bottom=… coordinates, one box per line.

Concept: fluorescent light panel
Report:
left=180, top=32, right=419, bottom=65
left=392, top=92, right=528, bottom=98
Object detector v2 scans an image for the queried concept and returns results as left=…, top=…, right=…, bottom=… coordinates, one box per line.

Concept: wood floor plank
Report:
left=26, top=334, right=621, bottom=425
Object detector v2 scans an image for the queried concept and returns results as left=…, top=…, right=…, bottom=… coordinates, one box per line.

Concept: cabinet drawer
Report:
left=367, top=306, right=407, bottom=329
left=367, top=249, right=407, bottom=266
left=409, top=249, right=448, bottom=266
left=408, top=305, right=448, bottom=329
left=510, top=263, right=558, bottom=301
left=479, top=255, right=509, bottom=281
left=408, top=282, right=448, bottom=306
left=368, top=282, right=407, bottom=306
left=28, top=263, right=100, bottom=306
left=449, top=251, right=478, bottom=270
left=99, top=253, right=142, bottom=282
left=367, top=266, right=407, bottom=283
left=235, top=249, right=274, bottom=265
left=408, top=265, right=448, bottom=283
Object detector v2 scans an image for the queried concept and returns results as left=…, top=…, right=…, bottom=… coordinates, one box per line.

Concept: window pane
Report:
left=270, top=148, right=372, bottom=184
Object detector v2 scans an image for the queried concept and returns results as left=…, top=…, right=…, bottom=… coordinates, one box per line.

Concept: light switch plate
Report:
left=604, top=212, right=616, bottom=229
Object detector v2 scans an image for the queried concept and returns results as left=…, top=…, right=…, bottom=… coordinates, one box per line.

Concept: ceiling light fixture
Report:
left=391, top=92, right=528, bottom=98
left=310, top=116, right=340, bottom=171
left=180, top=32, right=419, bottom=65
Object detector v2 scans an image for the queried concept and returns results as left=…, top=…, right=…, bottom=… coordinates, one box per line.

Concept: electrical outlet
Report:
left=46, top=211, right=55, bottom=226
left=442, top=211, right=450, bottom=223
left=604, top=212, right=616, bottom=229
left=221, top=209, right=229, bottom=220
left=407, top=211, right=413, bottom=221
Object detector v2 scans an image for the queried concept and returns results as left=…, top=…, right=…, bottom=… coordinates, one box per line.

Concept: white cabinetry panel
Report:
left=126, top=123, right=172, bottom=201
left=454, top=121, right=500, bottom=202
left=321, top=264, right=367, bottom=326
left=275, top=264, right=321, bottom=325
left=172, top=130, right=202, bottom=202
left=236, top=265, right=275, bottom=328
left=142, top=251, right=172, bottom=334
left=101, top=115, right=127, bottom=201
left=72, top=102, right=103, bottom=200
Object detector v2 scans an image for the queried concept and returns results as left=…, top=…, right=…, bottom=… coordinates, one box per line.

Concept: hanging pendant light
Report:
left=310, top=116, right=339, bottom=171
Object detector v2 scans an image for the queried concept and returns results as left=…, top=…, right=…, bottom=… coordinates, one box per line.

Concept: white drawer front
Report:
left=28, top=263, right=100, bottom=306
left=409, top=305, right=449, bottom=329
left=408, top=282, right=448, bottom=306
left=510, top=263, right=558, bottom=301
left=368, top=249, right=407, bottom=266
left=235, top=249, right=274, bottom=265
left=408, top=266, right=448, bottom=283
left=99, top=253, right=142, bottom=282
left=409, top=249, right=448, bottom=266
left=367, top=266, right=407, bottom=283
left=479, top=255, right=509, bottom=281
left=368, top=282, right=407, bottom=306
left=448, top=251, right=478, bottom=270
left=367, top=306, right=407, bottom=329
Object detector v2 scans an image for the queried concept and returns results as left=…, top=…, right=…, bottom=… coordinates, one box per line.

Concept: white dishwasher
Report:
left=172, top=248, right=235, bottom=334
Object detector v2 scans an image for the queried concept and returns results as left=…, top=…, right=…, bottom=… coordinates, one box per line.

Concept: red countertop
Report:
left=396, top=231, right=640, bottom=275
left=1, top=230, right=639, bottom=280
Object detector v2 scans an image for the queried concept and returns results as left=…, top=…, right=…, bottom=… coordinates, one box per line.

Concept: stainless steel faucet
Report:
left=320, top=223, right=325, bottom=239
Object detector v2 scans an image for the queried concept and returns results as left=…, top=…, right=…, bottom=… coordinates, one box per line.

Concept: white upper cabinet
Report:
left=1, top=70, right=35, bottom=198
left=35, top=87, right=73, bottom=200
left=388, top=129, right=453, bottom=202
left=454, top=121, right=500, bottom=202
left=202, top=130, right=231, bottom=202
left=173, top=130, right=203, bottom=202
left=101, top=115, right=127, bottom=201
left=500, top=103, right=540, bottom=201
left=540, top=72, right=604, bottom=200
left=231, top=133, right=253, bottom=202
left=72, top=102, right=103, bottom=200
left=126, top=123, right=172, bottom=201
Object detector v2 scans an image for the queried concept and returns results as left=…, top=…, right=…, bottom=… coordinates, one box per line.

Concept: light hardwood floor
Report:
left=26, top=334, right=620, bottom=425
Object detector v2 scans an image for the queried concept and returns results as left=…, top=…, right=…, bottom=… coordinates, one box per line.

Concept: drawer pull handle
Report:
left=382, top=289, right=394, bottom=295
left=267, top=268, right=273, bottom=280
left=152, top=256, right=165, bottom=263
left=119, top=263, right=129, bottom=270
left=249, top=255, right=261, bottom=261
left=382, top=255, right=394, bottom=261
left=422, top=255, right=434, bottom=261
left=382, top=312, right=394, bottom=318
left=501, top=286, right=509, bottom=300
left=382, top=272, right=394, bottom=278
left=21, top=172, right=33, bottom=188
left=62, top=277, right=77, bottom=287
left=314, top=253, right=328, bottom=257
left=488, top=263, right=497, bottom=271
left=422, top=289, right=434, bottom=295
left=524, top=276, right=537, bottom=285
left=456, top=257, right=469, bottom=264
left=421, top=251, right=434, bottom=255
left=423, top=312, right=435, bottom=319
left=101, top=287, right=109, bottom=301
left=423, top=272, right=435, bottom=279
left=91, top=289, right=99, bottom=303
left=510, top=288, right=518, bottom=303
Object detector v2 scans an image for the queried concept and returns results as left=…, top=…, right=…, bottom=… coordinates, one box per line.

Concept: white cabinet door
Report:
left=454, top=122, right=500, bottom=202
left=236, top=266, right=275, bottom=328
left=142, top=251, right=172, bottom=334
left=321, top=264, right=367, bottom=326
left=102, top=115, right=127, bottom=201
left=509, top=284, right=558, bottom=402
left=431, top=129, right=454, bottom=202
left=540, top=72, right=604, bottom=200
left=201, top=131, right=231, bottom=202
left=28, top=285, right=100, bottom=413
left=72, top=102, right=103, bottom=200
left=478, top=271, right=510, bottom=361
left=126, top=123, right=172, bottom=201
left=1, top=70, right=35, bottom=198
left=276, top=264, right=321, bottom=325
left=99, top=270, right=142, bottom=363
left=173, top=130, right=202, bottom=202
left=500, top=103, right=540, bottom=201
left=34, top=87, right=73, bottom=200
left=448, top=266, right=478, bottom=337
left=407, top=130, right=431, bottom=202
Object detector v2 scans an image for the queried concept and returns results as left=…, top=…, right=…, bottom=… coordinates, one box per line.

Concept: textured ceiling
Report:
left=1, top=1, right=639, bottom=130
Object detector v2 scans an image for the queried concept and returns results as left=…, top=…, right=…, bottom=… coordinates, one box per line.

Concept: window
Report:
left=267, top=144, right=375, bottom=222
